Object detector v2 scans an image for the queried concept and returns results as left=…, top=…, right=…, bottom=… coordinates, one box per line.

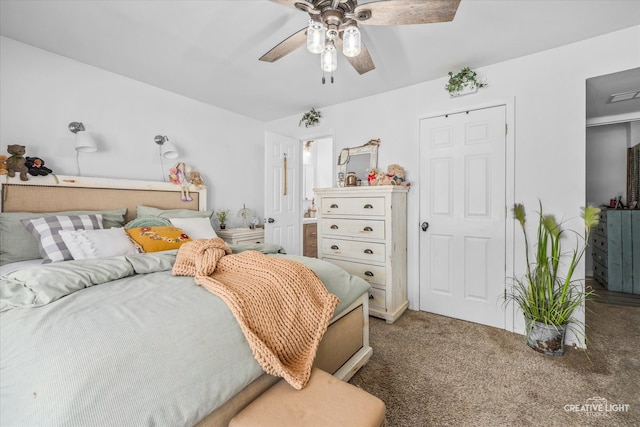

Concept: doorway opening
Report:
left=302, top=137, right=334, bottom=216
left=585, top=68, right=640, bottom=303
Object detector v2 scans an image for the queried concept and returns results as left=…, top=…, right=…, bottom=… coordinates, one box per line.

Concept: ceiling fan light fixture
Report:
left=321, top=40, right=337, bottom=72
left=307, top=20, right=325, bottom=54
left=342, top=26, right=361, bottom=58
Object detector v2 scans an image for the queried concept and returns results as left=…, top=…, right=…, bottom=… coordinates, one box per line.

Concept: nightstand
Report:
left=216, top=228, right=264, bottom=246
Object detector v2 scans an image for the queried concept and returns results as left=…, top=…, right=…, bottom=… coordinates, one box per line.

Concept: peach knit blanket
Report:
left=172, top=238, right=340, bottom=389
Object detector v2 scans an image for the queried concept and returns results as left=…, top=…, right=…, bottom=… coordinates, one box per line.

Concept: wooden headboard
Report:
left=1, top=175, right=208, bottom=222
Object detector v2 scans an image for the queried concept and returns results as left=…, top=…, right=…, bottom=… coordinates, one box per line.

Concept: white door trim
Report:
left=417, top=97, right=516, bottom=332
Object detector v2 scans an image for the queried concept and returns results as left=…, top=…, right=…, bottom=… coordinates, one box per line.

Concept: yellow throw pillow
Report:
left=125, top=226, right=191, bottom=253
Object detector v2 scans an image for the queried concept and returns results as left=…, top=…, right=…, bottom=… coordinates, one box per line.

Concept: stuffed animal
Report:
left=0, top=155, right=7, bottom=175
left=387, top=164, right=410, bottom=187
left=6, top=144, right=29, bottom=181
left=371, top=171, right=393, bottom=186
left=189, top=171, right=205, bottom=188
left=168, top=162, right=192, bottom=202
left=367, top=167, right=378, bottom=185
left=25, top=156, right=53, bottom=176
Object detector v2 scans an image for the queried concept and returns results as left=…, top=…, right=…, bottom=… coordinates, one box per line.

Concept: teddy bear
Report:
left=0, top=154, right=7, bottom=175
left=371, top=170, right=393, bottom=186
left=25, top=156, right=53, bottom=176
left=387, top=164, right=410, bottom=187
left=189, top=171, right=205, bottom=188
left=6, top=144, right=29, bottom=181
left=367, top=167, right=378, bottom=185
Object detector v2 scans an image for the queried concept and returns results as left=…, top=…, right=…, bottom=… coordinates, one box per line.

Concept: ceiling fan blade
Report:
left=335, top=38, right=375, bottom=75
left=259, top=27, right=307, bottom=62
left=353, top=0, right=461, bottom=25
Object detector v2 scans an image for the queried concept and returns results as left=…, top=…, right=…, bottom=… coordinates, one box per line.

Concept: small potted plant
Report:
left=504, top=201, right=599, bottom=355
left=445, top=67, right=487, bottom=97
left=299, top=108, right=322, bottom=128
left=215, top=209, right=230, bottom=229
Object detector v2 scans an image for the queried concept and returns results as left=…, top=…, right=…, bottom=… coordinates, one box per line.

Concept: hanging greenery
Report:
left=299, top=107, right=322, bottom=127
left=445, top=67, right=487, bottom=97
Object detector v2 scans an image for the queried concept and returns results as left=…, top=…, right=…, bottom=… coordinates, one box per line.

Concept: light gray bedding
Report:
left=0, top=250, right=369, bottom=426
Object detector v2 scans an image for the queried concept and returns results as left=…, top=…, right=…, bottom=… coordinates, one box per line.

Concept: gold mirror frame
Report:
left=337, top=140, right=379, bottom=187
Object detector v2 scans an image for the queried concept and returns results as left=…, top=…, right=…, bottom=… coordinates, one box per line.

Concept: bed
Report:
left=0, top=175, right=373, bottom=426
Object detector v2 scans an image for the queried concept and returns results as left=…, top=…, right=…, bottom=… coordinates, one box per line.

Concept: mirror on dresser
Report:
left=337, top=140, right=379, bottom=186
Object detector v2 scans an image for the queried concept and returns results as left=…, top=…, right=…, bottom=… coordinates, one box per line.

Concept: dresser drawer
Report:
left=593, top=261, right=608, bottom=287
left=303, top=223, right=318, bottom=258
left=369, top=287, right=386, bottom=311
left=593, top=223, right=606, bottom=237
left=321, top=238, right=386, bottom=263
left=320, top=218, right=385, bottom=240
left=328, top=259, right=387, bottom=287
left=234, top=237, right=264, bottom=245
left=304, top=223, right=317, bottom=239
left=597, top=210, right=607, bottom=225
left=592, top=245, right=607, bottom=268
left=320, top=197, right=386, bottom=216
left=592, top=233, right=607, bottom=251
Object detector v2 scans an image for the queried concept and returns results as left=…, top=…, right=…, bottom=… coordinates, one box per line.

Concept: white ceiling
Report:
left=1, top=0, right=639, bottom=122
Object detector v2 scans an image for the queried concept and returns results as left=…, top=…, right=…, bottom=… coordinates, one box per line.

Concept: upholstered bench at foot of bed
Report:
left=229, top=368, right=386, bottom=427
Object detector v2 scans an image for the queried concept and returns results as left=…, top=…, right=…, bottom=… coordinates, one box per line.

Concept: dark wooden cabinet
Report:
left=303, top=222, right=317, bottom=258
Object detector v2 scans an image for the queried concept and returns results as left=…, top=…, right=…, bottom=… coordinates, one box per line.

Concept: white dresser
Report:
left=315, top=186, right=408, bottom=323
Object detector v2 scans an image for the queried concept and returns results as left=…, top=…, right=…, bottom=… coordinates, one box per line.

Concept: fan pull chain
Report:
left=321, top=71, right=335, bottom=84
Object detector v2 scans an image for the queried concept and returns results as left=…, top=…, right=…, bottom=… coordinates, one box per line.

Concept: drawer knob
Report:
left=363, top=226, right=373, bottom=232
left=364, top=249, right=374, bottom=254
left=330, top=204, right=339, bottom=208
left=364, top=271, right=374, bottom=277
left=330, top=224, right=339, bottom=229
left=363, top=204, right=373, bottom=209
left=331, top=245, right=340, bottom=250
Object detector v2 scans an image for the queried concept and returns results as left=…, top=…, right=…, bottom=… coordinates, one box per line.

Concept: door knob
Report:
left=266, top=218, right=275, bottom=223
left=421, top=222, right=429, bottom=231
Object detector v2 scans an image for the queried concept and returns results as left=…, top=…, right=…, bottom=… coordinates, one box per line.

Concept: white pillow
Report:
left=58, top=228, right=138, bottom=260
left=169, top=217, right=217, bottom=240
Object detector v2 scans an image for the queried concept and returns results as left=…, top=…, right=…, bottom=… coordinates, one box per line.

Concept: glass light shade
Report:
left=342, top=26, right=361, bottom=57
left=306, top=21, right=325, bottom=54
left=160, top=140, right=179, bottom=159
left=321, top=42, right=337, bottom=72
left=75, top=131, right=97, bottom=153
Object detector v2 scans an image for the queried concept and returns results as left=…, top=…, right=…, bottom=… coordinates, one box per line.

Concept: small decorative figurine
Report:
left=168, top=162, right=192, bottom=201
left=6, top=144, right=29, bottom=181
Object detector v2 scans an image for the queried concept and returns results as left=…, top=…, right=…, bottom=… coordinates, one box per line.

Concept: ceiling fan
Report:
left=259, top=0, right=461, bottom=83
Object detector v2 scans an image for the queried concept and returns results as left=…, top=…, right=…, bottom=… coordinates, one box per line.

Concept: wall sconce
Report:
left=69, top=121, right=97, bottom=176
left=154, top=135, right=179, bottom=181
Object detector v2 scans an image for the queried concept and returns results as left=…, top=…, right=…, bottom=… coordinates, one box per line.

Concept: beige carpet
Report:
left=349, top=300, right=639, bottom=426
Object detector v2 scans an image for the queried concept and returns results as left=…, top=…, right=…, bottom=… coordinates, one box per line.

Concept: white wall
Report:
left=0, top=37, right=265, bottom=228
left=266, top=26, right=640, bottom=340
left=586, top=123, right=629, bottom=207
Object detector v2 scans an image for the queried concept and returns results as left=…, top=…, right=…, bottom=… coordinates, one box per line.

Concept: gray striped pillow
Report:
left=21, top=214, right=103, bottom=263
